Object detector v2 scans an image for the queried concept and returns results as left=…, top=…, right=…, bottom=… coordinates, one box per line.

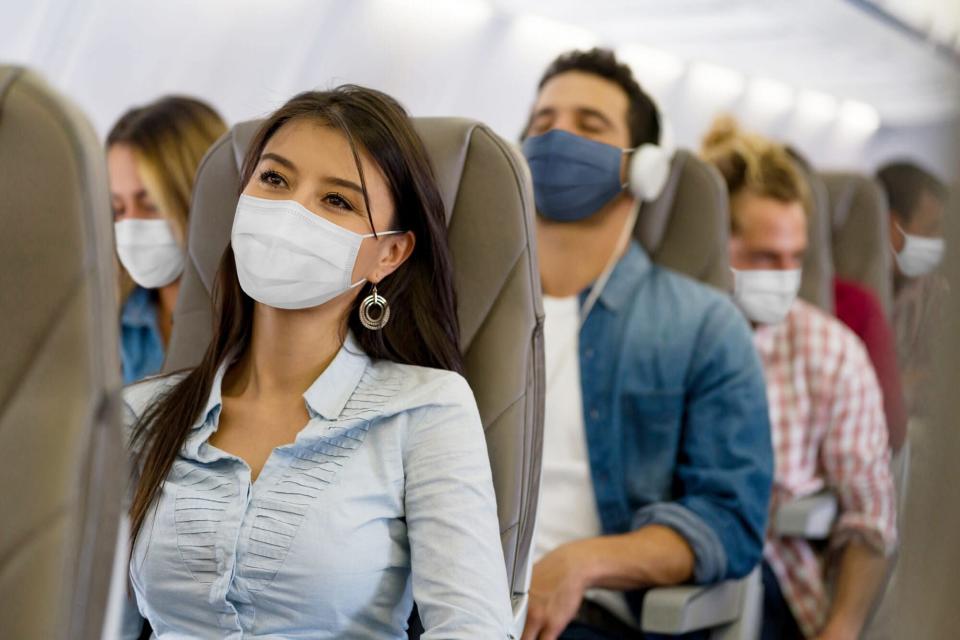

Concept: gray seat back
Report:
left=165, top=117, right=544, bottom=608
left=890, top=185, right=960, bottom=638
left=821, top=172, right=893, bottom=315
left=0, top=66, right=124, bottom=640
left=797, top=162, right=835, bottom=312
left=635, top=150, right=732, bottom=290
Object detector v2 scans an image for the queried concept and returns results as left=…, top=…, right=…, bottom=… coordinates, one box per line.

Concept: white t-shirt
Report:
left=534, top=295, right=602, bottom=560
left=535, top=295, right=636, bottom=628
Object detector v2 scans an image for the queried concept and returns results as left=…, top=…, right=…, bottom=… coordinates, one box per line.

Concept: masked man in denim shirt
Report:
left=519, top=49, right=774, bottom=640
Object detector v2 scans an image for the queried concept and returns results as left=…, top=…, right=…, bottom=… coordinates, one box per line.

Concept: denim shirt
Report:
left=579, top=242, right=773, bottom=594
left=120, top=286, right=165, bottom=385
left=120, top=333, right=514, bottom=639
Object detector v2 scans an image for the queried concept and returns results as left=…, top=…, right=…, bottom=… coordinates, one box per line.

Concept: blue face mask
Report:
left=522, top=129, right=627, bottom=222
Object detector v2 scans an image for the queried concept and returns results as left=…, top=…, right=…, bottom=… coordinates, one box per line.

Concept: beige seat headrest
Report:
left=635, top=150, right=733, bottom=291
left=821, top=172, right=893, bottom=316
left=0, top=65, right=124, bottom=640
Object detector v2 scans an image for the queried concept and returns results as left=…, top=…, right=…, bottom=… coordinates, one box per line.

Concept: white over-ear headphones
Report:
left=627, top=98, right=675, bottom=202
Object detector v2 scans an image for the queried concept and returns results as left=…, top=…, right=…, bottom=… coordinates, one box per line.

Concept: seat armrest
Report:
left=510, top=593, right=527, bottom=639
left=640, top=569, right=759, bottom=634
left=509, top=543, right=534, bottom=638
left=775, top=491, right=838, bottom=539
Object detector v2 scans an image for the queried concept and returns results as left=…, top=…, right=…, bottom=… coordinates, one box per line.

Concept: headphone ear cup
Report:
left=628, top=144, right=673, bottom=202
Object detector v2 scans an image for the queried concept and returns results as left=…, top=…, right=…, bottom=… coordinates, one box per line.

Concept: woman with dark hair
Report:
left=121, top=87, right=514, bottom=638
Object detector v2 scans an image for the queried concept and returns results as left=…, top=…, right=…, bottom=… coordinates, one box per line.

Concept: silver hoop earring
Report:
left=359, top=284, right=391, bottom=331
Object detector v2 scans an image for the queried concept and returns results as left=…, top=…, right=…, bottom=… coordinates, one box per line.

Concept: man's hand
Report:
left=813, top=540, right=890, bottom=640
left=520, top=527, right=695, bottom=639
left=521, top=540, right=595, bottom=640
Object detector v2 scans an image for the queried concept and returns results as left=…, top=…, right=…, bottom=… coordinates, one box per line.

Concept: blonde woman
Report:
left=107, top=96, right=227, bottom=383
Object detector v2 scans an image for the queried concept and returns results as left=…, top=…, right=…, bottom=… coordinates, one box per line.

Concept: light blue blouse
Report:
left=121, top=334, right=515, bottom=639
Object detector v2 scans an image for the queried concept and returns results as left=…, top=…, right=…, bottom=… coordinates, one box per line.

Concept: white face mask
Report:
left=895, top=224, right=944, bottom=278
left=231, top=195, right=402, bottom=310
left=732, top=268, right=802, bottom=325
left=114, top=218, right=185, bottom=289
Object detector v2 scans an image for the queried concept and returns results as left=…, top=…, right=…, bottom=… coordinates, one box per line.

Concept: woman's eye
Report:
left=258, top=170, right=287, bottom=189
left=323, top=192, right=354, bottom=211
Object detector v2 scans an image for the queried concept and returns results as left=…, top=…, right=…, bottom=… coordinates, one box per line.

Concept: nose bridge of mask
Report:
left=114, top=218, right=179, bottom=246
left=237, top=195, right=366, bottom=243
left=733, top=267, right=802, bottom=291
left=237, top=194, right=404, bottom=240
left=898, top=223, right=944, bottom=250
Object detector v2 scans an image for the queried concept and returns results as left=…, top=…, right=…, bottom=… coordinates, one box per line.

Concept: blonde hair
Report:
left=700, top=115, right=809, bottom=231
left=107, top=96, right=227, bottom=298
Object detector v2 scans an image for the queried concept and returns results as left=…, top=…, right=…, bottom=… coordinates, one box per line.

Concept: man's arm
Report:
left=536, top=525, right=695, bottom=596
left=642, top=297, right=774, bottom=582
left=818, top=334, right=898, bottom=639
left=816, top=542, right=890, bottom=640
left=522, top=298, right=773, bottom=640
left=522, top=526, right=693, bottom=640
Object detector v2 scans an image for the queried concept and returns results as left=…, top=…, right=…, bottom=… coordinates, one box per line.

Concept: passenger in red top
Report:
left=833, top=277, right=907, bottom=452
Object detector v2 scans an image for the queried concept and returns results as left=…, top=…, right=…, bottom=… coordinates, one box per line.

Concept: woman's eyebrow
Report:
left=323, top=175, right=364, bottom=195
left=260, top=152, right=298, bottom=173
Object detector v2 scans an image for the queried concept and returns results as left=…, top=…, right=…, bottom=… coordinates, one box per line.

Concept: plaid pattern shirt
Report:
left=753, top=300, right=898, bottom=638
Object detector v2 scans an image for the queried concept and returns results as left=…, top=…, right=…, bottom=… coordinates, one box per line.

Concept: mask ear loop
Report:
left=349, top=229, right=408, bottom=288
left=891, top=222, right=919, bottom=262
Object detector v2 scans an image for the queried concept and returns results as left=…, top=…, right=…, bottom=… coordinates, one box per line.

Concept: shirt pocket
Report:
left=620, top=390, right=684, bottom=503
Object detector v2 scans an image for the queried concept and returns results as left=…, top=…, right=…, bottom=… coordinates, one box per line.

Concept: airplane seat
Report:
left=887, top=184, right=960, bottom=639
left=635, top=149, right=733, bottom=290
left=630, top=149, right=763, bottom=640
left=795, top=157, right=835, bottom=312
left=0, top=66, right=124, bottom=639
left=162, top=117, right=545, bottom=633
left=820, top=171, right=894, bottom=316
left=819, top=172, right=902, bottom=640
left=820, top=169, right=901, bottom=492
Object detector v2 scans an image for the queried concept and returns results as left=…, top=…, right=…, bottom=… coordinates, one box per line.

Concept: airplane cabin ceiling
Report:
left=490, top=0, right=960, bottom=124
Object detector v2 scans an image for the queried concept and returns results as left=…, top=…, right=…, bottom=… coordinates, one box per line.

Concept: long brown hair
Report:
left=129, top=86, right=463, bottom=546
